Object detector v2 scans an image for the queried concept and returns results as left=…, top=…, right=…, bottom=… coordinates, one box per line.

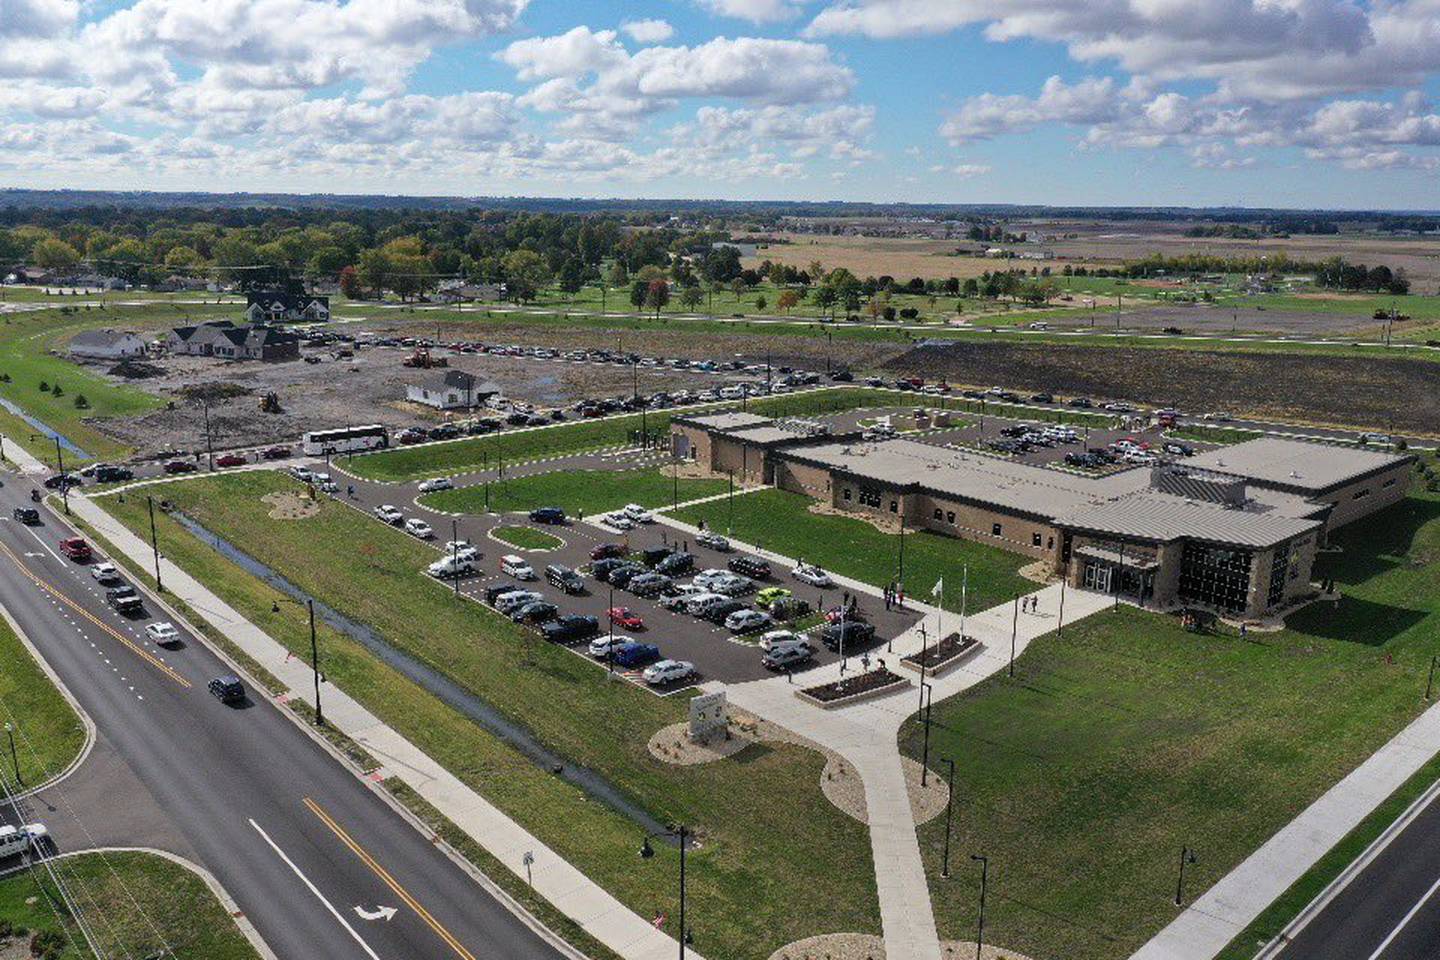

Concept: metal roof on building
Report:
left=1056, top=492, right=1323, bottom=547
left=1185, top=438, right=1412, bottom=493
left=679, top=411, right=774, bottom=432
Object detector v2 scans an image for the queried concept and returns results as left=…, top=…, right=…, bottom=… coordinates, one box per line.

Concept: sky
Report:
left=2, top=0, right=1440, bottom=207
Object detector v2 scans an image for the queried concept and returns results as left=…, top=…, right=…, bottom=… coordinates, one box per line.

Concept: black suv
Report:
left=529, top=507, right=567, bottom=525
left=656, top=551, right=694, bottom=576
left=545, top=565, right=586, bottom=595
left=819, top=621, right=876, bottom=650
left=542, top=615, right=599, bottom=644
left=642, top=546, right=674, bottom=567
left=704, top=599, right=749, bottom=624
left=93, top=465, right=134, bottom=482
left=728, top=556, right=771, bottom=579
left=207, top=675, right=246, bottom=704
left=11, top=507, right=39, bottom=525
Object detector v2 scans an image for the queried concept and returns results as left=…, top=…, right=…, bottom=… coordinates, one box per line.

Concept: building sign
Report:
left=688, top=691, right=728, bottom=741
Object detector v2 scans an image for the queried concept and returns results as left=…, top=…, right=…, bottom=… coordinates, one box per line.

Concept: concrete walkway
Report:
left=1132, top=698, right=1440, bottom=960
left=4, top=440, right=696, bottom=960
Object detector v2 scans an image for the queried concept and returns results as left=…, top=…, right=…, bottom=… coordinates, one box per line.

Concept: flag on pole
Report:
left=931, top=577, right=944, bottom=599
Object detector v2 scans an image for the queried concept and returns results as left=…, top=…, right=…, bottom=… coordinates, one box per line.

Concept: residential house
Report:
left=405, top=370, right=500, bottom=410
left=166, top=321, right=301, bottom=362
left=244, top=290, right=330, bottom=323
left=68, top=329, right=146, bottom=361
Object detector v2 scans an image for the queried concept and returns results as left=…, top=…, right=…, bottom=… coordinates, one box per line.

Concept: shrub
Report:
left=73, top=394, right=89, bottom=409
left=38, top=381, right=49, bottom=392
left=30, top=929, right=64, bottom=959
left=51, top=385, right=63, bottom=398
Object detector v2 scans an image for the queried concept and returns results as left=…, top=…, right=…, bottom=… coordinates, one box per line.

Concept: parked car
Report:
left=759, top=629, right=799, bottom=651
left=145, top=622, right=181, bottom=646
left=262, top=445, right=291, bottom=460
left=215, top=453, right=247, bottom=468
left=710, top=574, right=753, bottom=597
left=641, top=546, right=674, bottom=567
left=612, top=642, right=662, bottom=668
left=606, top=563, right=647, bottom=588
left=373, top=505, right=404, bottom=525
left=418, top=477, right=454, bottom=493
left=655, top=551, right=694, bottom=576
left=93, top=465, right=134, bottom=482
left=621, top=503, right=654, bottom=524
left=428, top=555, right=477, bottom=579
left=755, top=587, right=793, bottom=609
left=90, top=562, right=122, bottom=583
left=529, top=507, right=567, bottom=524
left=163, top=460, right=198, bottom=474
left=762, top=643, right=815, bottom=671
left=43, top=473, right=82, bottom=490
left=728, top=556, right=771, bottom=579
left=542, top=615, right=599, bottom=644
left=608, top=607, right=645, bottom=630
left=545, top=564, right=586, bottom=595
left=587, top=634, right=634, bottom=659
left=495, top=590, right=543, bottom=615
left=695, top=531, right=731, bottom=551
left=792, top=563, right=834, bottom=588
left=512, top=601, right=559, bottom=625
left=642, top=660, right=695, bottom=686
left=207, top=675, right=246, bottom=704
left=500, top=555, right=536, bottom=580
left=603, top=512, right=635, bottom=530
left=403, top=518, right=434, bottom=539
left=1359, top=432, right=1393, bottom=446
left=591, top=543, right=628, bottom=561
left=704, top=599, right=749, bottom=624
left=819, top=621, right=876, bottom=650
left=590, top=558, right=627, bottom=581
left=1162, top=441, right=1196, bottom=457
left=628, top=573, right=672, bottom=598
left=725, top=609, right=772, bottom=633
left=660, top=584, right=705, bottom=610
left=11, top=507, right=39, bottom=525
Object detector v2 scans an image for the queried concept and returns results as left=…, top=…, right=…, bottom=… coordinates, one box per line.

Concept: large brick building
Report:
left=670, top=412, right=1414, bottom=620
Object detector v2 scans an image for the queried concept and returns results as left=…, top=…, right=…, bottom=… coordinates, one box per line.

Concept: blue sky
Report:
left=2, top=0, right=1439, bottom=206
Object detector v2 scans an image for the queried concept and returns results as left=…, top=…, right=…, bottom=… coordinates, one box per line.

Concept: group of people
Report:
left=883, top=582, right=904, bottom=610
left=1020, top=595, right=1040, bottom=614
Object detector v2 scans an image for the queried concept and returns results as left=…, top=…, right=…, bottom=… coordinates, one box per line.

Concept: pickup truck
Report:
left=58, top=537, right=93, bottom=563
left=106, top=585, right=143, bottom=614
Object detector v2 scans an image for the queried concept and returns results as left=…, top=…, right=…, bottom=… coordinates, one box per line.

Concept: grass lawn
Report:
left=0, top=851, right=259, bottom=960
left=671, top=488, right=1032, bottom=612
left=422, top=467, right=727, bottom=516
left=491, top=525, right=564, bottom=550
left=0, top=613, right=86, bottom=787
left=901, top=479, right=1440, bottom=960
left=97, top=472, right=878, bottom=959
left=1167, top=425, right=1265, bottom=445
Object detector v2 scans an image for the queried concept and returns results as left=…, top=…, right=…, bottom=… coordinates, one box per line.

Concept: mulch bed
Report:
left=799, top=668, right=906, bottom=705
left=901, top=632, right=979, bottom=672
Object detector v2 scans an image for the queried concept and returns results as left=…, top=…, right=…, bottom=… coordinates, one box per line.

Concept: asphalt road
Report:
left=0, top=479, right=565, bottom=960
left=1277, top=785, right=1440, bottom=959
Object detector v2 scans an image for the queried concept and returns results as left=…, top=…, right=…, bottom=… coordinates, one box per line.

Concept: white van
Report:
left=0, top=823, right=47, bottom=860
left=500, top=555, right=536, bottom=580
left=427, top=555, right=476, bottom=579
left=495, top=590, right=542, bottom=615
left=764, top=636, right=814, bottom=659
left=685, top=592, right=729, bottom=618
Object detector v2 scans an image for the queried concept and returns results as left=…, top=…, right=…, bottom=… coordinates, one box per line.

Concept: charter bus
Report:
left=301, top=425, right=389, bottom=457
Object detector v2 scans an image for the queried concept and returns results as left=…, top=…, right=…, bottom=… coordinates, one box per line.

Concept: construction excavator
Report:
left=258, top=392, right=283, bottom=414
left=401, top=347, right=447, bottom=369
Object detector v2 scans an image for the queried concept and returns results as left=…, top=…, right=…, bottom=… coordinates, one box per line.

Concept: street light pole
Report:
left=941, top=758, right=956, bottom=878
left=308, top=598, right=324, bottom=727
left=202, top=396, right=215, bottom=472
left=452, top=519, right=460, bottom=598
left=1175, top=846, right=1197, bottom=906
left=919, top=680, right=933, bottom=787
left=146, top=495, right=163, bottom=592
left=1010, top=596, right=1020, bottom=678
left=971, top=854, right=988, bottom=960
left=639, top=826, right=691, bottom=960
left=4, top=722, right=20, bottom=787
left=54, top=435, right=69, bottom=515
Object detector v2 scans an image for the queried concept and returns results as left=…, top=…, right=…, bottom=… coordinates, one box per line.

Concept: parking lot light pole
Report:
left=971, top=854, right=988, bottom=960
left=1010, top=597, right=1020, bottom=678
left=608, top=585, right=615, bottom=675
left=919, top=680, right=934, bottom=786
left=146, top=495, right=163, bottom=592
left=308, top=598, right=323, bottom=727
left=639, top=825, right=691, bottom=960
left=451, top=519, right=460, bottom=598
left=940, top=757, right=956, bottom=878
left=4, top=722, right=20, bottom=786
left=1057, top=575, right=1066, bottom=638
left=54, top=436, right=70, bottom=515
left=726, top=471, right=734, bottom=536
left=1175, top=846, right=1197, bottom=906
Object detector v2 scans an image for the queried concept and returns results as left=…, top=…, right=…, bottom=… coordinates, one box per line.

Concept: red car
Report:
left=163, top=460, right=198, bottom=474
left=823, top=605, right=865, bottom=625
left=58, top=537, right=92, bottom=563
left=261, top=445, right=291, bottom=460
left=607, top=607, right=645, bottom=630
left=215, top=453, right=248, bottom=468
left=591, top=543, right=627, bottom=561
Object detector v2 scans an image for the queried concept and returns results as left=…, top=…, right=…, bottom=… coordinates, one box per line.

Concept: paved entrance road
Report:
left=0, top=480, right=564, bottom=960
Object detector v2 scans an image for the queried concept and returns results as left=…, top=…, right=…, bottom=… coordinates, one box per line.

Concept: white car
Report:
left=604, top=512, right=635, bottom=531
left=1359, top=432, right=1393, bottom=445
left=759, top=628, right=797, bottom=652
left=90, top=562, right=121, bottom=583
left=404, top=518, right=434, bottom=539
left=418, top=477, right=454, bottom=493
left=696, top=531, right=731, bottom=551
left=692, top=568, right=729, bottom=589
left=622, top=503, right=654, bottom=523
left=144, top=622, right=181, bottom=645
left=792, top=564, right=834, bottom=588
left=588, top=634, right=634, bottom=658
left=500, top=555, right=536, bottom=580
left=725, top=609, right=771, bottom=633
left=373, top=505, right=403, bottom=525
left=290, top=466, right=313, bottom=482
left=642, top=660, right=695, bottom=686
left=1201, top=411, right=1232, bottom=421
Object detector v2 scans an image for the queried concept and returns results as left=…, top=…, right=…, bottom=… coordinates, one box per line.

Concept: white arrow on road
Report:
left=354, top=905, right=398, bottom=922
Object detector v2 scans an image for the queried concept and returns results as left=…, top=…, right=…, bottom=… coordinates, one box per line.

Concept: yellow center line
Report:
left=0, top=536, right=191, bottom=688
left=303, top=796, right=479, bottom=960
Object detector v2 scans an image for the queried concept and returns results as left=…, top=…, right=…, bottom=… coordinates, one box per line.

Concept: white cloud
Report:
left=952, top=163, right=990, bottom=178
left=941, top=76, right=1120, bottom=143
left=621, top=19, right=674, bottom=43
left=497, top=25, right=627, bottom=80
left=698, top=0, right=803, bottom=24
left=0, top=0, right=78, bottom=38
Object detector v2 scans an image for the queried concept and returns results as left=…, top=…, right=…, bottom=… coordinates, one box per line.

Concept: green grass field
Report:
left=99, top=472, right=879, bottom=959
left=0, top=851, right=259, bottom=960
left=671, top=488, right=1032, bottom=612
left=491, top=525, right=564, bottom=550
left=422, top=468, right=728, bottom=517
left=0, top=613, right=86, bottom=787
left=901, top=479, right=1440, bottom=960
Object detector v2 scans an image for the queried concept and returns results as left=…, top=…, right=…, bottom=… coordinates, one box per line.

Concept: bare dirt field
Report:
left=889, top=340, right=1440, bottom=434
left=1058, top=303, right=1378, bottom=336
left=745, top=233, right=1091, bottom=281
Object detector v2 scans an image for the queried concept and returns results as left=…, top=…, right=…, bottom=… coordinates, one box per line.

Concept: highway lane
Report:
left=0, top=480, right=566, bottom=960
left=1275, top=782, right=1440, bottom=959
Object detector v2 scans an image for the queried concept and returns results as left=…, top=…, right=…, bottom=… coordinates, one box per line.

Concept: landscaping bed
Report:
left=899, top=632, right=980, bottom=674
left=492, top=525, right=563, bottom=550
left=798, top=668, right=908, bottom=708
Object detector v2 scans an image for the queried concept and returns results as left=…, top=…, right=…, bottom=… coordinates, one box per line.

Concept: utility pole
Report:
left=1175, top=846, right=1197, bottom=906
left=308, top=598, right=324, bottom=727
left=452, top=518, right=460, bottom=598
left=54, top=435, right=69, bottom=515
left=147, top=496, right=163, bottom=591
left=4, top=722, right=20, bottom=786
left=203, top=396, right=215, bottom=471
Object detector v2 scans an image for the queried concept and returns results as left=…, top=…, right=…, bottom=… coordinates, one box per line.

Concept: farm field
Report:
left=99, top=472, right=880, bottom=960
left=903, top=479, right=1440, bottom=960
left=670, top=487, right=1033, bottom=613
left=421, top=467, right=728, bottom=516
left=0, top=851, right=260, bottom=960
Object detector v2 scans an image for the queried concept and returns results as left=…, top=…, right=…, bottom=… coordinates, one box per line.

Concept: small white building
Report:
left=68, top=329, right=146, bottom=361
left=406, top=370, right=500, bottom=410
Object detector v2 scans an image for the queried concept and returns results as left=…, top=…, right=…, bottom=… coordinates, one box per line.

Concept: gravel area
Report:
left=767, top=934, right=1037, bottom=960
left=820, top=754, right=950, bottom=826
left=647, top=721, right=758, bottom=765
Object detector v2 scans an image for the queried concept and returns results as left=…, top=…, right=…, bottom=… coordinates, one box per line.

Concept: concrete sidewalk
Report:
left=1132, top=699, right=1440, bottom=960
left=4, top=440, right=697, bottom=960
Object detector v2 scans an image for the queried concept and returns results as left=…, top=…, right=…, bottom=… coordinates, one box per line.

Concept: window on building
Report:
left=1178, top=542, right=1254, bottom=614
left=842, top=488, right=852, bottom=501
left=1268, top=544, right=1291, bottom=607
left=946, top=511, right=955, bottom=524
left=1353, top=488, right=1371, bottom=500
left=858, top=487, right=882, bottom=508
left=934, top=508, right=944, bottom=521
left=890, top=501, right=899, bottom=513
left=992, top=523, right=1003, bottom=537
left=1047, top=536, right=1055, bottom=550
left=1383, top=478, right=1397, bottom=488
left=1032, top=533, right=1043, bottom=547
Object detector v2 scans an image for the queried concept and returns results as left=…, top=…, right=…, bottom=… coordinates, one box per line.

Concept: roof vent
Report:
left=1215, top=458, right=1225, bottom=467
left=1289, top=470, right=1301, bottom=478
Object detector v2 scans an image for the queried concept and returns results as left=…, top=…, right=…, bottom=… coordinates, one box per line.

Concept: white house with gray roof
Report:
left=68, top=329, right=146, bottom=361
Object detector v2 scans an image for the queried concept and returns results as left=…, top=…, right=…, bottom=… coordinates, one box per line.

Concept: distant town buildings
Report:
left=166, top=321, right=300, bottom=362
